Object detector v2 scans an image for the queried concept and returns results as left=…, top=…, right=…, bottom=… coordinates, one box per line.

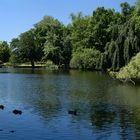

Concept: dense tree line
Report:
left=9, top=16, right=72, bottom=68
left=0, top=0, right=140, bottom=70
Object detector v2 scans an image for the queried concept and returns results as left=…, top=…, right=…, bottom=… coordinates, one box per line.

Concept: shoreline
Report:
left=0, top=65, right=140, bottom=85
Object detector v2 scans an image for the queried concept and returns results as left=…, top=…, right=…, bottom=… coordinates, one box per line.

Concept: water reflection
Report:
left=91, top=110, right=116, bottom=129
left=0, top=69, right=140, bottom=139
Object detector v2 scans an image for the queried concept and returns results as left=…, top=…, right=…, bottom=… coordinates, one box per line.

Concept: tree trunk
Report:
left=31, top=60, right=35, bottom=68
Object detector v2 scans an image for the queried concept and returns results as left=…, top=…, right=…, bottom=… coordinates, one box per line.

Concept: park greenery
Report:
left=111, top=52, right=140, bottom=79
left=0, top=1, right=140, bottom=79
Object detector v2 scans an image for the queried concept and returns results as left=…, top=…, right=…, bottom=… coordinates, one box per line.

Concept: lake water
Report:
left=0, top=68, right=140, bottom=140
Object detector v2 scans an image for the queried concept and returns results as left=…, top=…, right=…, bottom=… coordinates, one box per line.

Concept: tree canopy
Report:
left=1, top=1, right=140, bottom=73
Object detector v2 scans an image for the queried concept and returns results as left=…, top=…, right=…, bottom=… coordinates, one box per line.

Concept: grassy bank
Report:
left=1, top=61, right=58, bottom=70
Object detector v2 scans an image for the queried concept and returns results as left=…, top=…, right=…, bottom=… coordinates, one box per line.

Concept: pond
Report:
left=0, top=68, right=140, bottom=140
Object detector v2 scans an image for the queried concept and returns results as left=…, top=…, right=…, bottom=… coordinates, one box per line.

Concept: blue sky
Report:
left=0, top=0, right=135, bottom=42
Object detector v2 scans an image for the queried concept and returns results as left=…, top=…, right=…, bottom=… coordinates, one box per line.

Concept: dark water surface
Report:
left=0, top=68, right=140, bottom=140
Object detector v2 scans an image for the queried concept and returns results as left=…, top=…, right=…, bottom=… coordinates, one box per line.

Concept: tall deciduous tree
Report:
left=19, top=29, right=43, bottom=68
left=35, top=16, right=72, bottom=66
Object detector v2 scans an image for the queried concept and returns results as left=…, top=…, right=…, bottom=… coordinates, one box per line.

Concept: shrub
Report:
left=45, top=60, right=58, bottom=70
left=70, top=48, right=101, bottom=70
left=115, top=52, right=140, bottom=79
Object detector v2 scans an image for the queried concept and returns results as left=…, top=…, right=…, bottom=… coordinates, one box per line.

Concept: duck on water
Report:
left=13, top=110, right=22, bottom=115
left=68, top=109, right=78, bottom=116
left=0, top=105, right=4, bottom=110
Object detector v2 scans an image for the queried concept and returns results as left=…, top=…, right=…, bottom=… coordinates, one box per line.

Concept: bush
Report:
left=115, top=52, right=140, bottom=79
left=45, top=60, right=58, bottom=70
left=9, top=54, right=18, bottom=66
left=70, top=48, right=101, bottom=70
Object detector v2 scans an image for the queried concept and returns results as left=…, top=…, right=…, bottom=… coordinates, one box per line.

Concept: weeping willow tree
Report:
left=99, top=18, right=140, bottom=71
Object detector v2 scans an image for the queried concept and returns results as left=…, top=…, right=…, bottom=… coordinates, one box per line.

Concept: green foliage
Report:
left=135, top=0, right=140, bottom=15
left=45, top=60, right=58, bottom=70
left=120, top=2, right=134, bottom=18
left=70, top=48, right=100, bottom=70
left=88, top=7, right=118, bottom=52
left=20, top=29, right=43, bottom=63
left=0, top=41, right=10, bottom=63
left=70, top=12, right=90, bottom=51
left=9, top=54, right=18, bottom=65
left=5, top=1, right=140, bottom=74
left=115, top=52, right=140, bottom=79
left=10, top=38, right=22, bottom=64
left=99, top=17, right=140, bottom=71
left=36, top=16, right=72, bottom=66
left=10, top=29, right=43, bottom=68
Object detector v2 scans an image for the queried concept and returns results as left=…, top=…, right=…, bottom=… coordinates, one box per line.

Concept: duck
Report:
left=0, top=105, right=4, bottom=110
left=13, top=109, right=22, bottom=115
left=68, top=109, right=77, bottom=116
left=9, top=130, right=15, bottom=133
